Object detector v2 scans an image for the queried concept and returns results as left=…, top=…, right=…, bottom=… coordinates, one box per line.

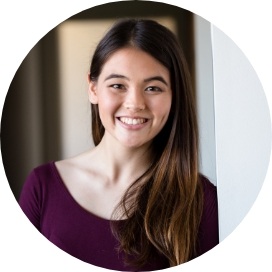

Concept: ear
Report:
left=87, top=73, right=98, bottom=104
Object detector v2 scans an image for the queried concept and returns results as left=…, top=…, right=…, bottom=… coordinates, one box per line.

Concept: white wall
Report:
left=194, top=16, right=217, bottom=185
left=211, top=26, right=271, bottom=240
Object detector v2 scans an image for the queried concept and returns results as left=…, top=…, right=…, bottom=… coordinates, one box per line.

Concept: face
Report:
left=88, top=47, right=172, bottom=149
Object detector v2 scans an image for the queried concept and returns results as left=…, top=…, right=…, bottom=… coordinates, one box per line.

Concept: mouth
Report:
left=117, top=117, right=149, bottom=125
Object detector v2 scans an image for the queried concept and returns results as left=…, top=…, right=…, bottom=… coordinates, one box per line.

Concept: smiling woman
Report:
left=88, top=47, right=172, bottom=149
left=18, top=18, right=219, bottom=271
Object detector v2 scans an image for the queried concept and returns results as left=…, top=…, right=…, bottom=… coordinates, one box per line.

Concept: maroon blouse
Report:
left=19, top=162, right=219, bottom=271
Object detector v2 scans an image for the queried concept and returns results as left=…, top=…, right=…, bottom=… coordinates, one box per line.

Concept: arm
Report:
left=19, top=169, right=42, bottom=230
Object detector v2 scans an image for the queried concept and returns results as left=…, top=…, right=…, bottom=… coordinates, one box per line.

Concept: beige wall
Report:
left=57, top=18, right=177, bottom=159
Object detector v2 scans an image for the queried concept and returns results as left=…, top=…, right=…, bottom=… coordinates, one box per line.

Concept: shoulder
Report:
left=31, top=161, right=57, bottom=179
left=54, top=150, right=101, bottom=187
left=19, top=161, right=57, bottom=229
left=200, top=175, right=216, bottom=192
left=21, top=162, right=56, bottom=191
left=23, top=161, right=64, bottom=195
left=197, top=175, right=219, bottom=254
left=198, top=175, right=217, bottom=206
left=199, top=174, right=218, bottom=214
left=20, top=162, right=59, bottom=203
left=54, top=154, right=91, bottom=186
left=54, top=150, right=93, bottom=173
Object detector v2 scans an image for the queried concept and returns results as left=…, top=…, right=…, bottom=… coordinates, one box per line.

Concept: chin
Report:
left=120, top=138, right=151, bottom=149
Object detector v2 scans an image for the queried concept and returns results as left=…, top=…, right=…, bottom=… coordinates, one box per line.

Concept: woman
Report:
left=19, top=18, right=219, bottom=271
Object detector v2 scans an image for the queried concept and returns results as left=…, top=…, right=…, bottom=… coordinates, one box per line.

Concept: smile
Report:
left=119, top=117, right=148, bottom=125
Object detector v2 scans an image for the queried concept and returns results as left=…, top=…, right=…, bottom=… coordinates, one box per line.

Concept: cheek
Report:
left=152, top=96, right=172, bottom=120
left=97, top=94, right=120, bottom=120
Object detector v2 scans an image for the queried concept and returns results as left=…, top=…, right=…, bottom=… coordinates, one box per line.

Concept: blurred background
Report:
left=1, top=1, right=215, bottom=200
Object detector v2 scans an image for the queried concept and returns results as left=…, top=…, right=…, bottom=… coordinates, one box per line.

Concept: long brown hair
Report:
left=89, top=18, right=203, bottom=268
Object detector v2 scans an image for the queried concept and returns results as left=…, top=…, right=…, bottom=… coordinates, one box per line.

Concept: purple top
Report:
left=19, top=162, right=219, bottom=271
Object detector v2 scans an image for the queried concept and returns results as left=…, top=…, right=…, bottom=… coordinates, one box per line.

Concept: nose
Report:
left=124, top=89, right=146, bottom=112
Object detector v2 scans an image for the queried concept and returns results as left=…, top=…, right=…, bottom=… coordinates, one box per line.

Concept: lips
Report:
left=118, top=117, right=148, bottom=125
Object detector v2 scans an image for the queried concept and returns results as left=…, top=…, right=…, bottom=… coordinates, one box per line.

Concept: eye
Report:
left=145, top=86, right=163, bottom=93
left=109, top=83, right=126, bottom=92
left=110, top=84, right=122, bottom=89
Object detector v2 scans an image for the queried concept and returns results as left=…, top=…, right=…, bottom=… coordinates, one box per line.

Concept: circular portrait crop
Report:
left=0, top=1, right=271, bottom=271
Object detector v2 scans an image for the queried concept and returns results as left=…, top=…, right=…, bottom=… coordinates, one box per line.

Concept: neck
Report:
left=93, top=134, right=152, bottom=186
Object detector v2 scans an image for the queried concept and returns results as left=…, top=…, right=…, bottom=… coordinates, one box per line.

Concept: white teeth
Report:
left=119, top=117, right=147, bottom=125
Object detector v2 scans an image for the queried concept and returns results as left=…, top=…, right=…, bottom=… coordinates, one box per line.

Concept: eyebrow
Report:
left=104, top=74, right=169, bottom=86
left=144, top=76, right=168, bottom=86
left=104, top=74, right=129, bottom=81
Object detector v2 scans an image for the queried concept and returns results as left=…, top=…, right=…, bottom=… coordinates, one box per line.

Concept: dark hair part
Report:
left=89, top=18, right=203, bottom=268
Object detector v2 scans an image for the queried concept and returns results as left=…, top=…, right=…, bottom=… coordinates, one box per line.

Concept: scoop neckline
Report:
left=49, top=161, right=126, bottom=223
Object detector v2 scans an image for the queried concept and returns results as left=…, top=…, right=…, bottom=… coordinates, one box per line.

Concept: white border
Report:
left=1, top=1, right=271, bottom=271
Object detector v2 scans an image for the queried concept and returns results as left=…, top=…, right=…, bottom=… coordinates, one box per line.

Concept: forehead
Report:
left=99, top=47, right=170, bottom=81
